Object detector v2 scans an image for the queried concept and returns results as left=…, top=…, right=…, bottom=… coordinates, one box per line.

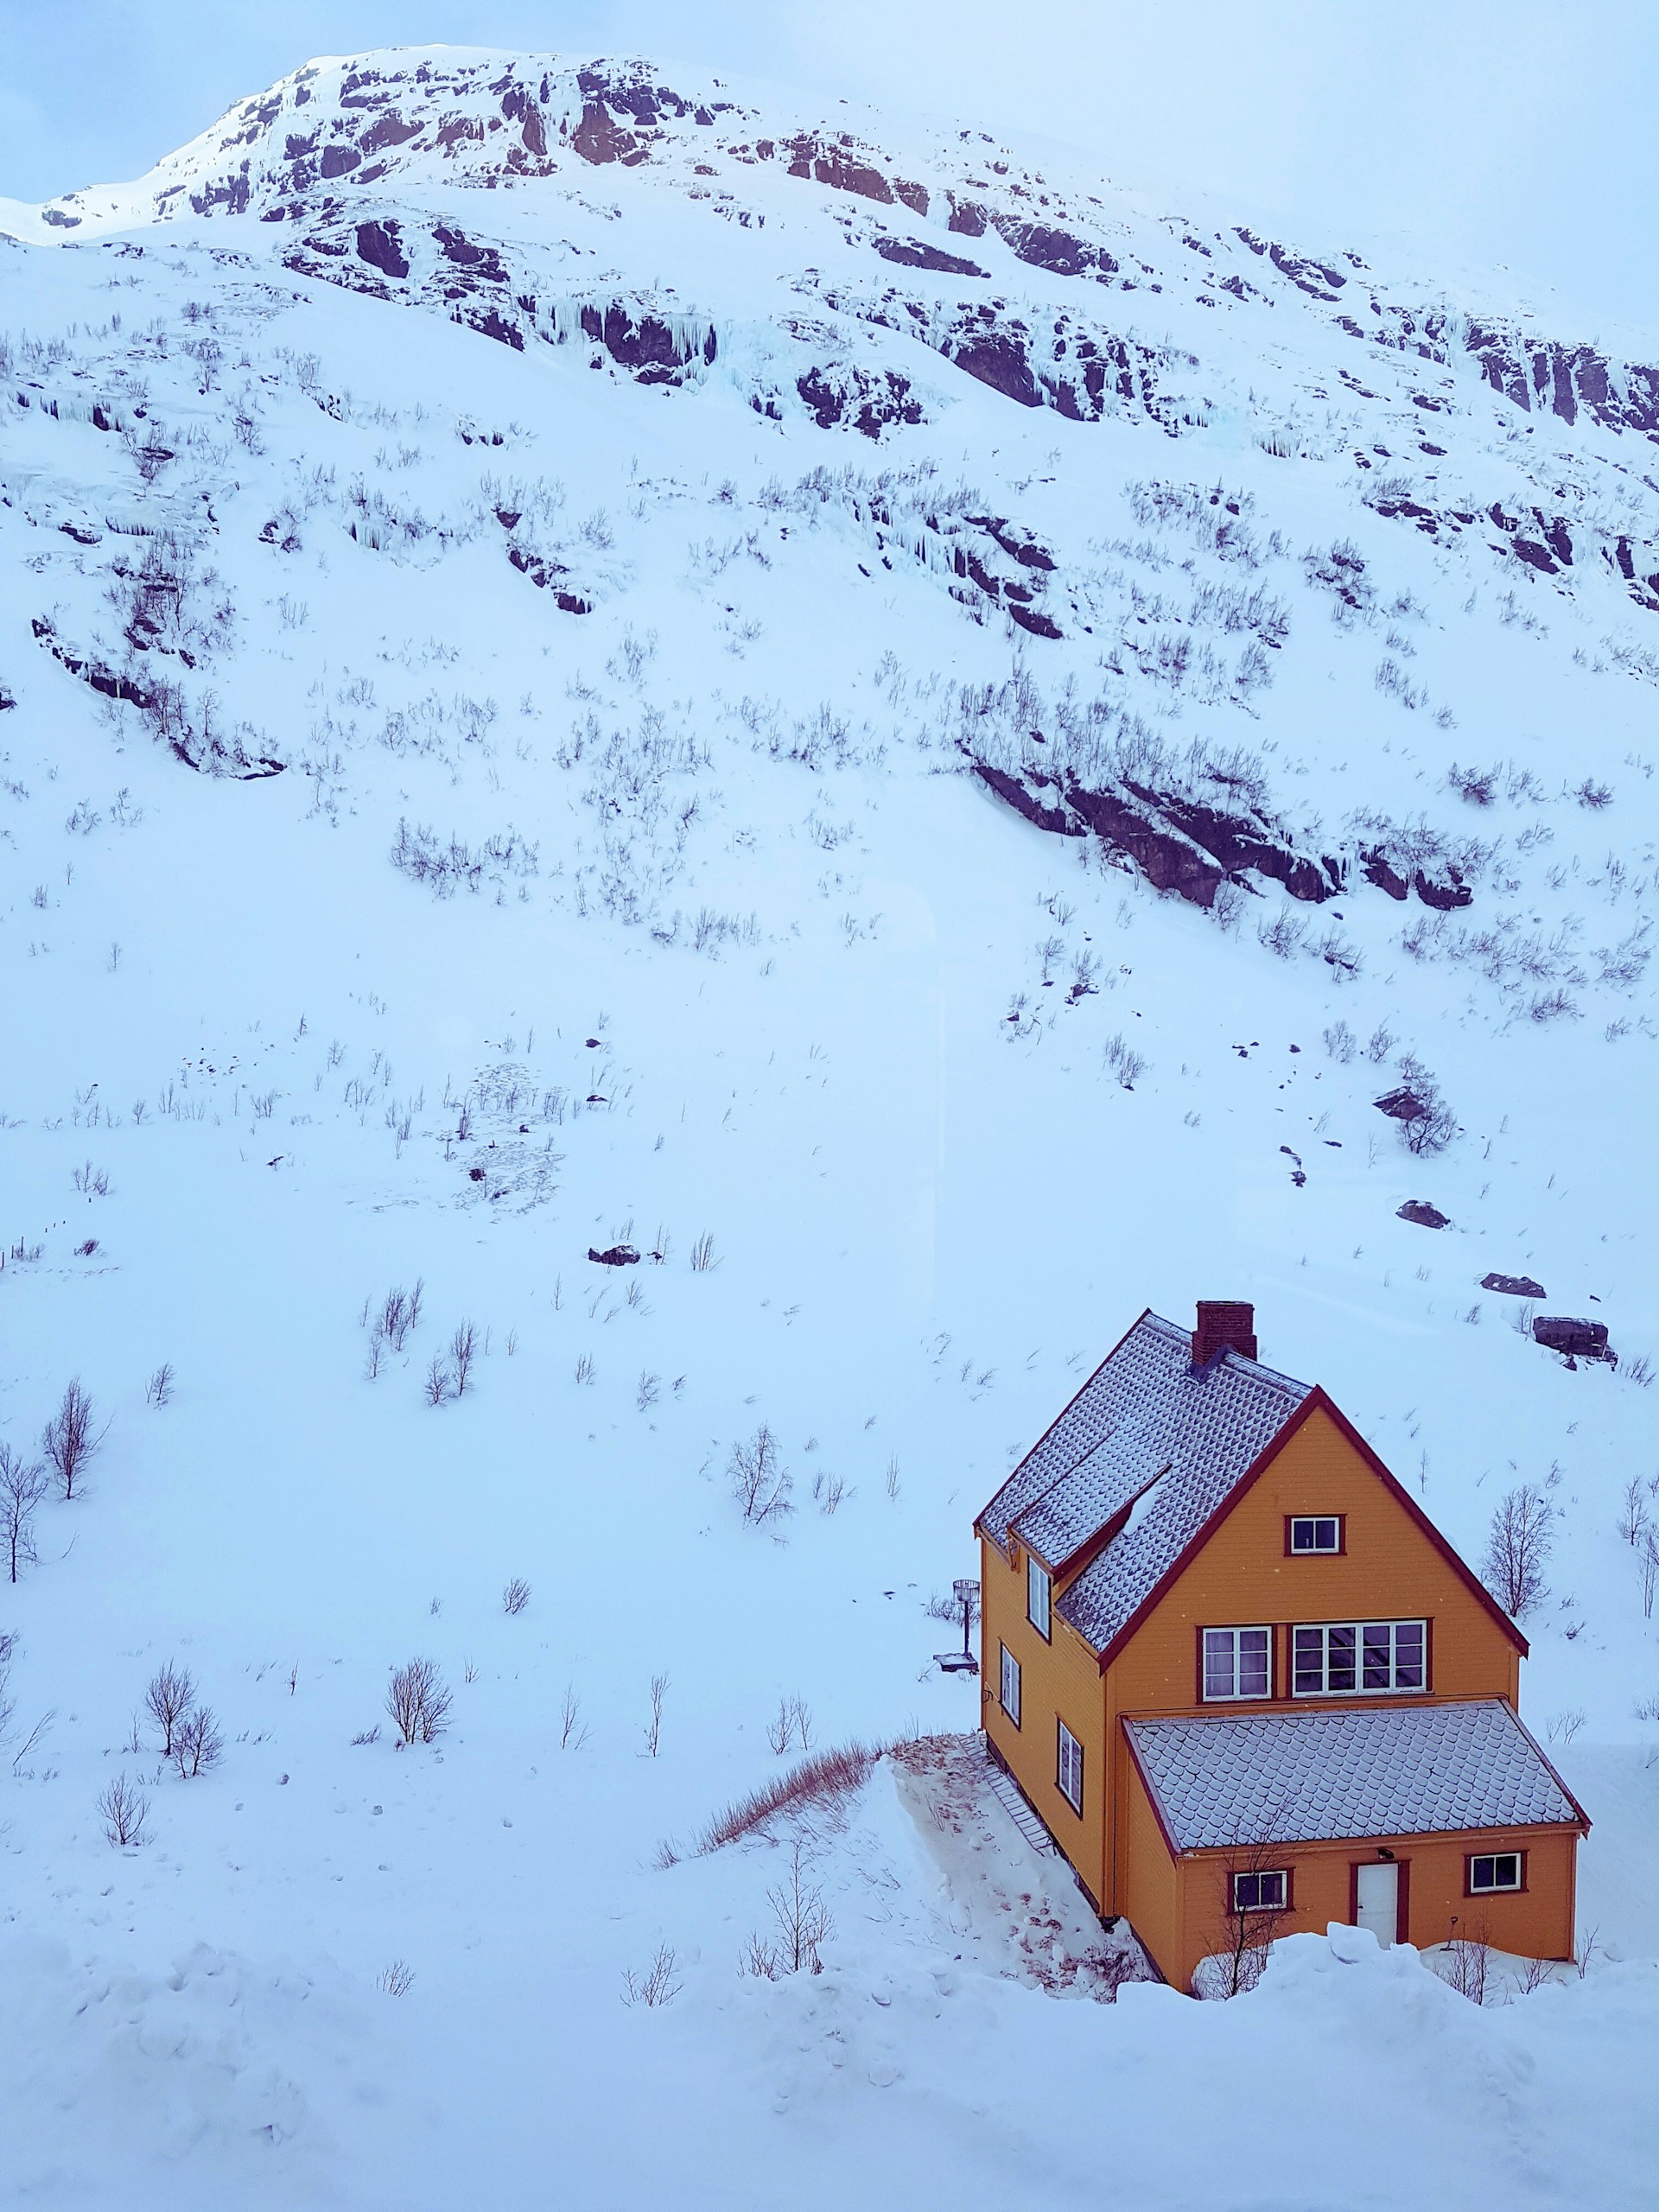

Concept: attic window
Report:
left=1027, top=1556, right=1052, bottom=1640
left=1289, top=1516, right=1343, bottom=1554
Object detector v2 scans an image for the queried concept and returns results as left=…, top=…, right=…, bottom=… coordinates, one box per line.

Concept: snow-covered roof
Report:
left=1124, top=1700, right=1583, bottom=1851
left=977, top=1311, right=1308, bottom=1651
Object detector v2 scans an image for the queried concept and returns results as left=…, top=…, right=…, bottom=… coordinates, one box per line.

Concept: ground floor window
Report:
left=1231, top=1869, right=1288, bottom=1914
left=999, top=1643, right=1021, bottom=1726
left=1468, top=1851, right=1523, bottom=1894
left=1056, top=1719, right=1084, bottom=1812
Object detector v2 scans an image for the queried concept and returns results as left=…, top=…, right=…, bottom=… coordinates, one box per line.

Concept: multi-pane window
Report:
left=1231, top=1869, right=1287, bottom=1914
left=1293, top=1619, right=1426, bottom=1695
left=1469, top=1852, right=1522, bottom=1894
left=1057, top=1720, right=1084, bottom=1812
left=1203, top=1625, right=1272, bottom=1701
left=1289, top=1516, right=1342, bottom=1554
left=999, top=1643, right=1021, bottom=1726
left=1027, top=1555, right=1052, bottom=1639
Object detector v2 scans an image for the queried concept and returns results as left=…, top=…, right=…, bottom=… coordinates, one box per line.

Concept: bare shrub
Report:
left=696, top=1741, right=883, bottom=1853
left=730, top=1424, right=792, bottom=1526
left=450, top=1320, right=479, bottom=1395
left=1440, top=1926, right=1491, bottom=2004
left=621, top=1942, right=681, bottom=2007
left=1255, top=907, right=1307, bottom=959
left=98, top=1773, right=150, bottom=1847
left=1322, top=1019, right=1356, bottom=1063
left=765, top=1842, right=832, bottom=1974
left=376, top=1960, right=416, bottom=1996
left=386, top=1656, right=452, bottom=1746
left=502, top=1576, right=531, bottom=1616
left=172, top=1705, right=224, bottom=1778
left=1483, top=1484, right=1553, bottom=1618
left=144, top=1363, right=175, bottom=1408
left=42, top=1380, right=104, bottom=1501
left=0, top=1446, right=47, bottom=1582
left=690, top=1232, right=716, bottom=1272
left=645, top=1672, right=669, bottom=1757
left=144, top=1662, right=195, bottom=1758
left=423, top=1355, right=454, bottom=1407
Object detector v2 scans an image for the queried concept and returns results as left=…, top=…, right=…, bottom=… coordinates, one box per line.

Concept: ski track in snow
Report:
left=1, top=44, right=1657, bottom=2211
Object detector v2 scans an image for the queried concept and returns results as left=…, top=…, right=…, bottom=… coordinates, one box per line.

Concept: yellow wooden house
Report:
left=975, top=1302, right=1589, bottom=1990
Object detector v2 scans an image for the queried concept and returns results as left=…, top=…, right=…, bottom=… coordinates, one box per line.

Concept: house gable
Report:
left=1103, top=1393, right=1526, bottom=1714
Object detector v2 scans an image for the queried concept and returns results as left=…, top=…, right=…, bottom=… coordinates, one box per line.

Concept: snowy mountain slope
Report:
left=2, top=47, right=1658, bottom=2210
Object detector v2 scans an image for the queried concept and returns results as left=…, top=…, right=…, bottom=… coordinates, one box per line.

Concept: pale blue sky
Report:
left=2, top=1, right=1653, bottom=340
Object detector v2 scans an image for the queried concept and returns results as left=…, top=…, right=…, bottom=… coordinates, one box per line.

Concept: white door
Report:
left=1355, top=1862, right=1399, bottom=1943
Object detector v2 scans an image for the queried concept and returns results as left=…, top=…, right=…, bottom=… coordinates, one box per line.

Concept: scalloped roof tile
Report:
left=1124, top=1700, right=1582, bottom=1850
left=977, top=1311, right=1309, bottom=1653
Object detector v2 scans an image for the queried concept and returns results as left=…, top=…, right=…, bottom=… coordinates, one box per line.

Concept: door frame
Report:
left=1349, top=1855, right=1410, bottom=1943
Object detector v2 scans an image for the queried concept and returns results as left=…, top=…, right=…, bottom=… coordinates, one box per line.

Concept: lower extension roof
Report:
left=1123, top=1699, right=1588, bottom=1853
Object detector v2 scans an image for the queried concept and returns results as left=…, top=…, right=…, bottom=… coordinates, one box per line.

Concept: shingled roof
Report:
left=976, top=1310, right=1308, bottom=1655
left=1123, top=1700, right=1587, bottom=1851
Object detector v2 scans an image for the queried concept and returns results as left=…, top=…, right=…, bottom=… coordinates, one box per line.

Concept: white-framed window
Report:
left=1057, top=1720, right=1084, bottom=1812
left=1289, top=1516, right=1342, bottom=1554
left=1231, top=1869, right=1288, bottom=1914
left=1027, top=1555, right=1052, bottom=1639
left=1203, top=1625, right=1272, bottom=1701
left=1468, top=1851, right=1522, bottom=1894
left=1293, top=1619, right=1426, bottom=1695
left=999, top=1643, right=1021, bottom=1727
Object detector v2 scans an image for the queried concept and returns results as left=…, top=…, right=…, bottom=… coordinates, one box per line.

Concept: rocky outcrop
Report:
left=795, top=365, right=923, bottom=437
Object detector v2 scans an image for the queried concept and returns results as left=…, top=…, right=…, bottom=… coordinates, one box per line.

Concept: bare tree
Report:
left=559, top=1683, right=589, bottom=1751
left=42, top=1380, right=104, bottom=1501
left=1483, top=1484, right=1553, bottom=1618
left=1211, top=1829, right=1289, bottom=1997
left=766, top=1694, right=813, bottom=1754
left=765, top=1842, right=833, bottom=1974
left=172, top=1705, right=224, bottom=1777
left=423, top=1355, right=454, bottom=1407
left=386, top=1656, right=452, bottom=1746
left=0, top=1445, right=47, bottom=1582
left=144, top=1662, right=195, bottom=1758
left=645, top=1672, right=669, bottom=1757
left=502, top=1576, right=531, bottom=1616
left=730, top=1424, right=792, bottom=1526
left=144, top=1363, right=175, bottom=1408
left=99, top=1773, right=150, bottom=1847
left=1618, top=1477, right=1649, bottom=1546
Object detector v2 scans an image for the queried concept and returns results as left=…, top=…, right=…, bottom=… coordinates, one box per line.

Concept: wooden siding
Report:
left=1103, top=1403, right=1520, bottom=1910
left=1129, top=1820, right=1580, bottom=1993
left=979, top=1533, right=1108, bottom=1905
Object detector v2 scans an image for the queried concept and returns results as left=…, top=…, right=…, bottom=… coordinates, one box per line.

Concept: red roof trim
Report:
left=1094, top=1386, right=1529, bottom=1673
left=1506, top=1704, right=1592, bottom=1834
left=974, top=1306, right=1153, bottom=1553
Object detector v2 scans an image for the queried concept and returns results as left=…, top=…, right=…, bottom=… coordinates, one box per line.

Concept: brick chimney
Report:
left=1192, top=1300, right=1257, bottom=1369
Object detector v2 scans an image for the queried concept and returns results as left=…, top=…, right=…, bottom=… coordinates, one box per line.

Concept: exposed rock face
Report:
left=354, top=219, right=408, bottom=278
left=1482, top=1273, right=1547, bottom=1298
left=1533, top=1315, right=1614, bottom=1363
left=1397, top=1200, right=1451, bottom=1229
left=795, top=365, right=923, bottom=437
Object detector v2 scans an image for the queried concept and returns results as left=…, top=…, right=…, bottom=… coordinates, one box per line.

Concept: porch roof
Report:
left=1124, top=1699, right=1586, bottom=1852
